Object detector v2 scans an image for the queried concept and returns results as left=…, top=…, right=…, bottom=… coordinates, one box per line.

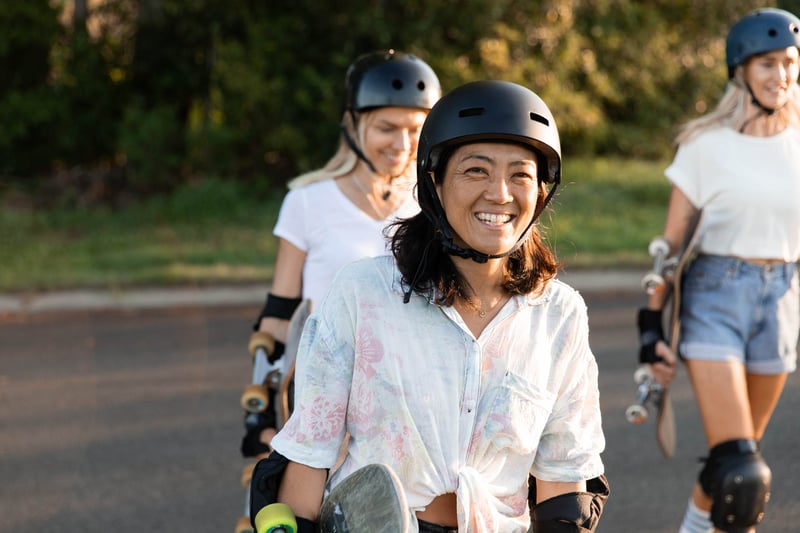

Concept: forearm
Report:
left=278, top=461, right=327, bottom=521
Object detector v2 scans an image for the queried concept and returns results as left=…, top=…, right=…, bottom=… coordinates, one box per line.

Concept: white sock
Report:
left=678, top=498, right=714, bottom=533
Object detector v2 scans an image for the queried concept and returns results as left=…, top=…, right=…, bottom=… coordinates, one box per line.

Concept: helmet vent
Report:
left=458, top=107, right=485, bottom=117
left=417, top=81, right=426, bottom=91
left=392, top=79, right=404, bottom=90
left=792, top=24, right=799, bottom=34
left=530, top=112, right=550, bottom=126
left=768, top=28, right=778, bottom=37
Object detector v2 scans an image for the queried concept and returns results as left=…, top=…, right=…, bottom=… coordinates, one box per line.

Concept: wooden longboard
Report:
left=630, top=209, right=704, bottom=458
left=276, top=299, right=312, bottom=428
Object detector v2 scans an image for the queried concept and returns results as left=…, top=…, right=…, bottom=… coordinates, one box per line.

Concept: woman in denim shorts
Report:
left=636, top=8, right=800, bottom=533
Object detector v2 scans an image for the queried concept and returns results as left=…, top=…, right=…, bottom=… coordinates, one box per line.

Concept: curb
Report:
left=0, top=270, right=644, bottom=315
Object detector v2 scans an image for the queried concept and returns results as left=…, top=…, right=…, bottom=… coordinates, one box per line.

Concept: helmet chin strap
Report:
left=747, top=84, right=777, bottom=115
left=341, top=124, right=379, bottom=174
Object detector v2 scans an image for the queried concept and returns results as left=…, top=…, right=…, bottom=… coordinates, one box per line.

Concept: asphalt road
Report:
left=1, top=291, right=798, bottom=533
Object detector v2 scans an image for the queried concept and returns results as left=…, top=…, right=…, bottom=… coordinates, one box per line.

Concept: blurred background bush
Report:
left=2, top=0, right=792, bottom=206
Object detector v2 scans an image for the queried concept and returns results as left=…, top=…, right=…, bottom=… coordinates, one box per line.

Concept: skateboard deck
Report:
left=668, top=209, right=705, bottom=364
left=275, top=298, right=312, bottom=428
left=319, top=463, right=409, bottom=533
left=631, top=209, right=704, bottom=458
left=254, top=464, right=409, bottom=533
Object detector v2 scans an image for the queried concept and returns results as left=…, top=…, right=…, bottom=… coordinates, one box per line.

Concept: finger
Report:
left=654, top=341, right=676, bottom=366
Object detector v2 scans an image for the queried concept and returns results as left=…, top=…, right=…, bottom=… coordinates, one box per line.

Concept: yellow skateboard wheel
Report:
left=241, top=384, right=269, bottom=412
left=254, top=502, right=297, bottom=533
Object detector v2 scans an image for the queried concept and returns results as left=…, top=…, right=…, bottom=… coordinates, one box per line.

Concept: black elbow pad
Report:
left=531, top=475, right=610, bottom=533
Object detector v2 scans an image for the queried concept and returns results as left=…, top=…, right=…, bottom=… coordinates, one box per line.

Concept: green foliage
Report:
left=0, top=0, right=62, bottom=176
left=1, top=0, right=785, bottom=197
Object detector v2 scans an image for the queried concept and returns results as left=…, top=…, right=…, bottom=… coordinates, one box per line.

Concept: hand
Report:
left=649, top=340, right=676, bottom=387
left=259, top=316, right=289, bottom=344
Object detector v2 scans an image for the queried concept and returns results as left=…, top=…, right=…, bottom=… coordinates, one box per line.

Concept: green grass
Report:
left=0, top=158, right=672, bottom=292
left=546, top=157, right=671, bottom=269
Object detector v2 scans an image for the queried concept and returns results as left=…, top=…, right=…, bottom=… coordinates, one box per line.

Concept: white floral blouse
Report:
left=270, top=255, right=605, bottom=532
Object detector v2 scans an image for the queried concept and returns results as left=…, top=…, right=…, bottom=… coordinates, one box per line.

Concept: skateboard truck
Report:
left=241, top=332, right=279, bottom=413
left=625, top=366, right=665, bottom=425
left=641, top=237, right=676, bottom=295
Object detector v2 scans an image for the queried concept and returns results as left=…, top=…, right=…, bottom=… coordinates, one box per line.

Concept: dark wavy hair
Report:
left=390, top=172, right=559, bottom=307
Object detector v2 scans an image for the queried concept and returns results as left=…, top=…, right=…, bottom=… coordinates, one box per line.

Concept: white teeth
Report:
left=476, top=213, right=512, bottom=225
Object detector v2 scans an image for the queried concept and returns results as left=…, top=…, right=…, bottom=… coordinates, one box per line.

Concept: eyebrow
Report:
left=458, top=154, right=537, bottom=166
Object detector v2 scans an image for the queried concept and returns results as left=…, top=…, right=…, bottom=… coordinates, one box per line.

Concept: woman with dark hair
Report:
left=250, top=80, right=608, bottom=533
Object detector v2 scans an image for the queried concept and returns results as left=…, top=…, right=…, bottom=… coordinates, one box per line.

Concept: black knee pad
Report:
left=699, top=439, right=771, bottom=533
left=249, top=451, right=290, bottom=528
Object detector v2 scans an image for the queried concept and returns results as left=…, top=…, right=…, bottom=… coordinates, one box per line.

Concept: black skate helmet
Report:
left=416, top=80, right=561, bottom=263
left=340, top=50, right=440, bottom=176
left=344, top=50, right=441, bottom=112
left=726, top=8, right=800, bottom=79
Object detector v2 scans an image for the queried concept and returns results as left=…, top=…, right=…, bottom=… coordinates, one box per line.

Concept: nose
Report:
left=393, top=129, right=412, bottom=153
left=777, top=63, right=789, bottom=82
left=484, top=175, right=513, bottom=203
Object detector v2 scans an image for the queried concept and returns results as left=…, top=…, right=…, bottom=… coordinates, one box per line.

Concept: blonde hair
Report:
left=676, top=65, right=800, bottom=144
left=287, top=112, right=366, bottom=189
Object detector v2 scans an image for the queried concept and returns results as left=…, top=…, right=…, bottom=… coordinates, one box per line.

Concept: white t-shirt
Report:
left=273, top=179, right=419, bottom=306
left=665, top=126, right=800, bottom=261
left=271, top=256, right=605, bottom=533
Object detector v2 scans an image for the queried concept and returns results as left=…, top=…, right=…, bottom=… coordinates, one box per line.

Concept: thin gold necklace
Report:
left=476, top=294, right=510, bottom=318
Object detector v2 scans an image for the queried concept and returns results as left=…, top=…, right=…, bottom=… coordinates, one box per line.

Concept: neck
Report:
left=455, top=256, right=507, bottom=297
left=353, top=170, right=391, bottom=199
left=740, top=108, right=786, bottom=137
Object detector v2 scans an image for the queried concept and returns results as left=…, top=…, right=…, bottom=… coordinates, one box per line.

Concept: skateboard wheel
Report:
left=249, top=331, right=276, bottom=358
left=625, top=404, right=648, bottom=424
left=648, top=237, right=669, bottom=257
left=254, top=503, right=297, bottom=533
left=641, top=273, right=665, bottom=294
left=235, top=515, right=254, bottom=533
left=241, top=384, right=269, bottom=412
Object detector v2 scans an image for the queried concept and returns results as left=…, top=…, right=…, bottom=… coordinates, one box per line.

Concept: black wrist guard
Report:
left=250, top=452, right=322, bottom=533
left=296, top=517, right=319, bottom=533
left=530, top=475, right=610, bottom=532
left=637, top=308, right=665, bottom=364
left=253, top=293, right=303, bottom=331
left=241, top=424, right=271, bottom=457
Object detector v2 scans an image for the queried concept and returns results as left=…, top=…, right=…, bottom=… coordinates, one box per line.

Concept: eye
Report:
left=463, top=165, right=489, bottom=176
left=511, top=166, right=537, bottom=180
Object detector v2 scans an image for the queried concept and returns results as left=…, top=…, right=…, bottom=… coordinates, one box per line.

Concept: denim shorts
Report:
left=678, top=255, right=799, bottom=374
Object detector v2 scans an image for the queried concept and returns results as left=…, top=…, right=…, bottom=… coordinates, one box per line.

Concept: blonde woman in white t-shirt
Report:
left=240, top=50, right=441, bottom=459
left=637, top=9, right=800, bottom=533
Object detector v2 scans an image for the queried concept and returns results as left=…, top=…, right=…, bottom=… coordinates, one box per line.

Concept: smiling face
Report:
left=744, top=46, right=800, bottom=109
left=435, top=142, right=540, bottom=257
left=360, top=107, right=428, bottom=177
